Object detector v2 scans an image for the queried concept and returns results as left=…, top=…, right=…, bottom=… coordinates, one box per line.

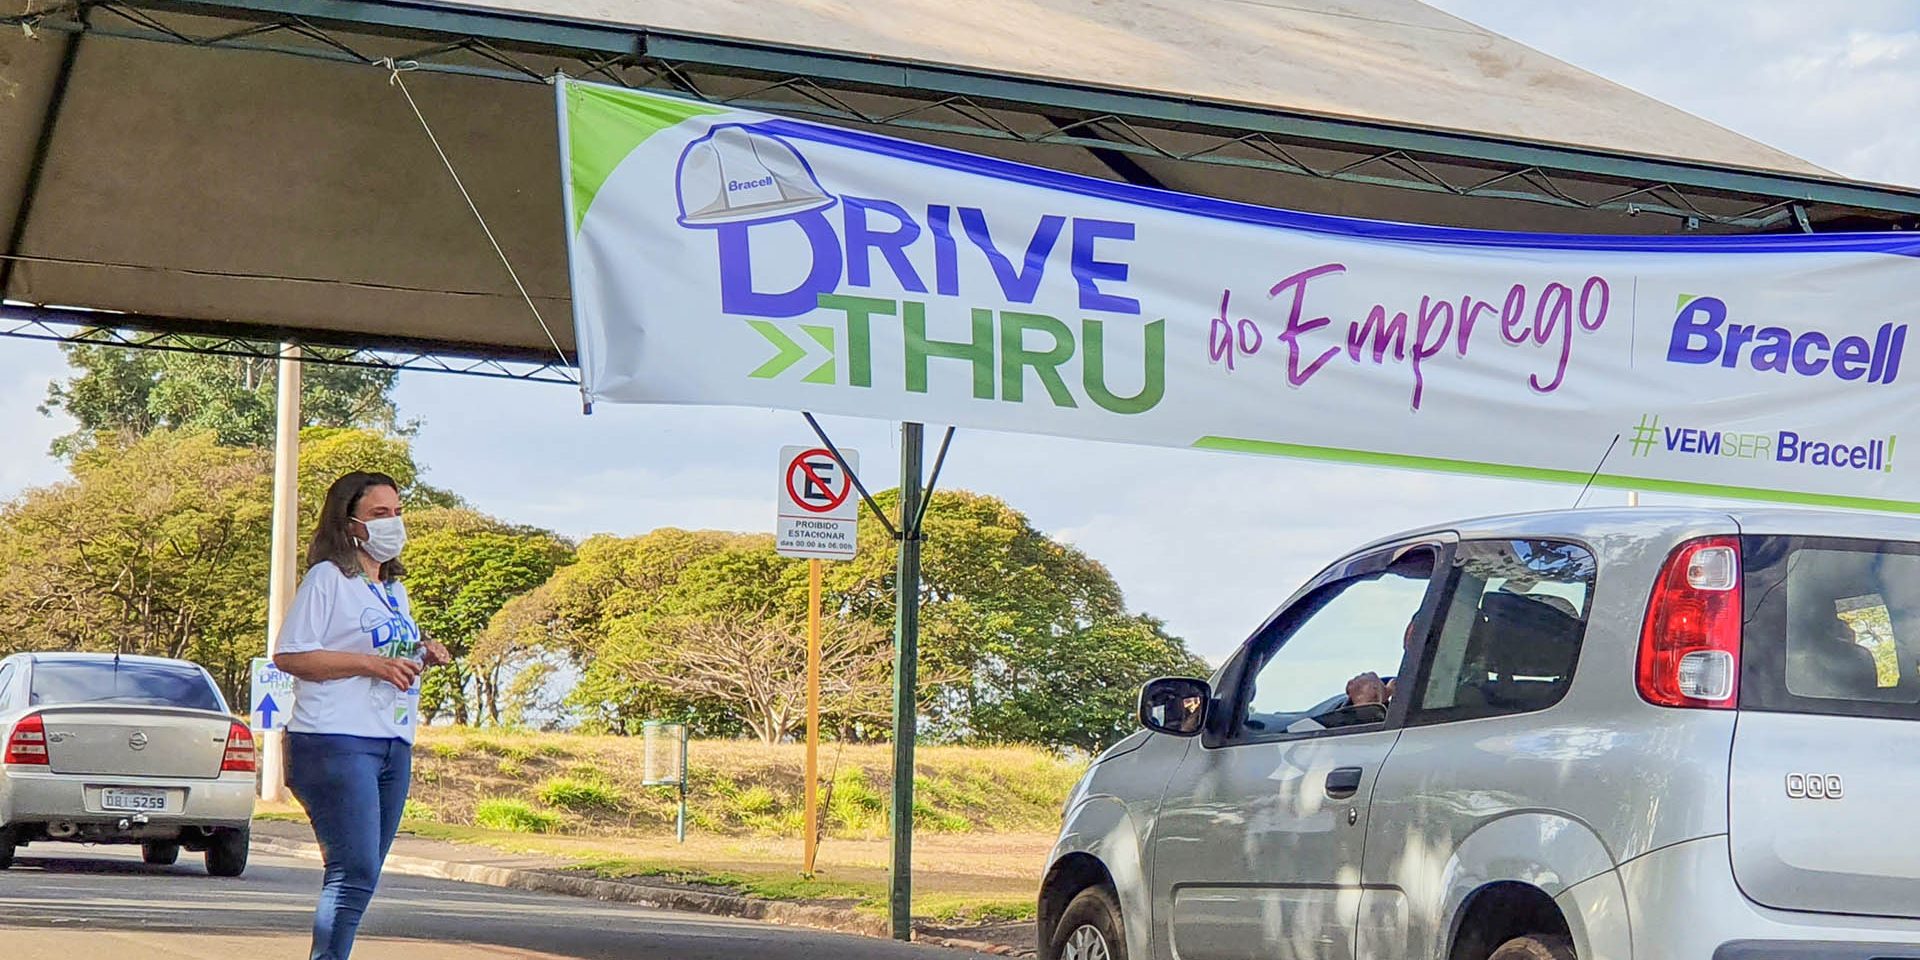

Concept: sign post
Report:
left=804, top=556, right=822, bottom=874
left=888, top=423, right=923, bottom=941
left=775, top=444, right=860, bottom=876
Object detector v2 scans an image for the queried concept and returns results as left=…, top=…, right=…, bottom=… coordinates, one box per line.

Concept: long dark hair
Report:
left=308, top=472, right=406, bottom=581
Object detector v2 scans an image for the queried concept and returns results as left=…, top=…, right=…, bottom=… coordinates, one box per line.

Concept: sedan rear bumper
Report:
left=0, top=768, right=253, bottom=833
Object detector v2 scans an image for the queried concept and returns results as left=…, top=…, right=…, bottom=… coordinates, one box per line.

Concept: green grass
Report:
left=471, top=737, right=542, bottom=764
left=918, top=894, right=1036, bottom=924
left=407, top=728, right=1085, bottom=841
left=568, top=856, right=1029, bottom=921
left=473, top=798, right=562, bottom=833
left=384, top=817, right=1040, bottom=924
left=537, top=777, right=626, bottom=812
left=825, top=767, right=887, bottom=835
left=733, top=784, right=778, bottom=816
left=403, top=798, right=441, bottom=822
left=426, top=740, right=466, bottom=760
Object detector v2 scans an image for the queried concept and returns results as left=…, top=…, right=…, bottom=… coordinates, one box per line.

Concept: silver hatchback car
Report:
left=0, top=653, right=256, bottom=876
left=1040, top=508, right=1920, bottom=960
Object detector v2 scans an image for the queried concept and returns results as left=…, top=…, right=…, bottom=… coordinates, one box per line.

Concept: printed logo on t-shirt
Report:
left=362, top=596, right=423, bottom=727
left=361, top=605, right=423, bottom=661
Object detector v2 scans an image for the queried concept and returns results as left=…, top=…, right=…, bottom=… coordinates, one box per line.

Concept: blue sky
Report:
left=2, top=1, right=1916, bottom=664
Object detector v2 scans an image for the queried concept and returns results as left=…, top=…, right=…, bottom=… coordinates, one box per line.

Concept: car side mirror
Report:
left=1139, top=677, right=1211, bottom=737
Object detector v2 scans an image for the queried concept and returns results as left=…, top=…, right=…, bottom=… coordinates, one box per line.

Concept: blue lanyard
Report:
left=365, top=579, right=402, bottom=615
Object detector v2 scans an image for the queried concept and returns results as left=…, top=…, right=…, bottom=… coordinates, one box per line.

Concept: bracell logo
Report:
left=1630, top=413, right=1896, bottom=474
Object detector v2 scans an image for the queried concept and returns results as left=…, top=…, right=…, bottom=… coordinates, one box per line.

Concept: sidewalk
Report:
left=250, top=821, right=1035, bottom=957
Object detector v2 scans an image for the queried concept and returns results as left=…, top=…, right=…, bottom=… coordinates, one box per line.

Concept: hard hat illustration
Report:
left=676, top=124, right=836, bottom=227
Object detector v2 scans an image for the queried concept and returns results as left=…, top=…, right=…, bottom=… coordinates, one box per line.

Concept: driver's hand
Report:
left=1346, top=672, right=1388, bottom=706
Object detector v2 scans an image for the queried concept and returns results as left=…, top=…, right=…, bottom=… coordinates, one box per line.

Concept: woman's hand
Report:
left=422, top=639, right=453, bottom=668
left=364, top=655, right=423, bottom=691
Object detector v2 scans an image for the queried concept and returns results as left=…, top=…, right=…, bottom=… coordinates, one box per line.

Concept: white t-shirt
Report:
left=277, top=561, right=425, bottom=742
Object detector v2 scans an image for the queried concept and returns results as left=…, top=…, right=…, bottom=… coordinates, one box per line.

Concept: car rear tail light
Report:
left=1638, top=537, right=1742, bottom=708
left=4, top=714, right=49, bottom=765
left=222, top=722, right=257, bottom=773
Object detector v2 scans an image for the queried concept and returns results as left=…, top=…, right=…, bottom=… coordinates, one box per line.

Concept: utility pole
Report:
left=260, top=343, right=302, bottom=802
left=887, top=422, right=924, bottom=942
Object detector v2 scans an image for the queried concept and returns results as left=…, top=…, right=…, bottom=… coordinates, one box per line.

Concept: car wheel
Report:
left=0, top=829, right=14, bottom=870
left=1488, top=935, right=1576, bottom=960
left=1049, top=886, right=1126, bottom=960
left=142, top=841, right=181, bottom=866
left=204, top=826, right=249, bottom=878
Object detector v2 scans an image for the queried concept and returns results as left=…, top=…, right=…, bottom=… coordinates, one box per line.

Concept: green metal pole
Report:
left=677, top=725, right=689, bottom=844
left=888, top=421, right=924, bottom=942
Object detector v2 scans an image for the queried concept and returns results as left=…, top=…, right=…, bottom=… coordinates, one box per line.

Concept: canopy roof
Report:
left=2, top=0, right=1917, bottom=369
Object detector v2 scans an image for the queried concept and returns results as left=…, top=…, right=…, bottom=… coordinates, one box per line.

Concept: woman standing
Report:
left=274, top=472, right=450, bottom=960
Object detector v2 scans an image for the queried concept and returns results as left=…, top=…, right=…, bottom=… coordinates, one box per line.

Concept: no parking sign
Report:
left=776, top=445, right=859, bottom=559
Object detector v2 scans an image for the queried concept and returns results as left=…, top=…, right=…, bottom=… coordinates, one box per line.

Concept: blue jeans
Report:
left=286, top=733, right=412, bottom=960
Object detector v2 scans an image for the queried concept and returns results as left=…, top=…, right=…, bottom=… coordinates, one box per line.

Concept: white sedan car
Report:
left=0, top=652, right=256, bottom=876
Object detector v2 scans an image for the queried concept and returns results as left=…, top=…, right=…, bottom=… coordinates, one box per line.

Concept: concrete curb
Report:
left=252, top=835, right=894, bottom=938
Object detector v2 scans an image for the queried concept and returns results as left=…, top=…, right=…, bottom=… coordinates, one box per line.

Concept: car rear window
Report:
left=1742, top=536, right=1920, bottom=720
left=28, top=660, right=224, bottom=712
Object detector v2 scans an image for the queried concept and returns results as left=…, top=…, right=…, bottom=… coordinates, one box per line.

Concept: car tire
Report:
left=204, top=827, right=248, bottom=878
left=1488, top=934, right=1576, bottom=960
left=1048, top=886, right=1126, bottom=960
left=0, top=829, right=15, bottom=871
left=142, top=841, right=181, bottom=866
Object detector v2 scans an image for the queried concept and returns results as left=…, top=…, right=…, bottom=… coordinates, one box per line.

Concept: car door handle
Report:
left=1325, top=767, right=1363, bottom=799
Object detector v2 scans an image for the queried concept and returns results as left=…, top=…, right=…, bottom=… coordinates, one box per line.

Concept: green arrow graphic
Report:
left=748, top=320, right=836, bottom=383
left=801, top=324, right=836, bottom=384
left=748, top=320, right=807, bottom=379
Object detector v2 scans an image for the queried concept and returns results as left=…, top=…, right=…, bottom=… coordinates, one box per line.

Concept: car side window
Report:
left=1236, top=548, right=1437, bottom=739
left=1411, top=539, right=1596, bottom=723
left=0, top=663, right=14, bottom=709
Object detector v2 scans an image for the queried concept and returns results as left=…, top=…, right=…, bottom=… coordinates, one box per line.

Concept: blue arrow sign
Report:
left=258, top=693, right=280, bottom=730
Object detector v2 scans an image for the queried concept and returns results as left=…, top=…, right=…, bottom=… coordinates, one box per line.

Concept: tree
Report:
left=0, top=431, right=273, bottom=702
left=498, top=658, right=565, bottom=729
left=968, top=614, right=1202, bottom=751
left=401, top=508, right=573, bottom=725
left=42, top=344, right=406, bottom=457
left=614, top=613, right=893, bottom=743
left=0, top=425, right=458, bottom=707
left=483, top=494, right=1202, bottom=750
left=826, top=489, right=1206, bottom=749
left=298, top=424, right=466, bottom=511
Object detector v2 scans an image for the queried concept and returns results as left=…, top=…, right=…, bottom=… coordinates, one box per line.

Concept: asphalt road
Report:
left=0, top=843, right=990, bottom=960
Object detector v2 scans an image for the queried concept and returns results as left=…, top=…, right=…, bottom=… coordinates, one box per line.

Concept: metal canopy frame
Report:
left=3, top=0, right=1919, bottom=376
left=0, top=303, right=578, bottom=382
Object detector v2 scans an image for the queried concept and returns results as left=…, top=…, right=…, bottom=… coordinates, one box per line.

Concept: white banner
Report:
left=558, top=78, right=1920, bottom=512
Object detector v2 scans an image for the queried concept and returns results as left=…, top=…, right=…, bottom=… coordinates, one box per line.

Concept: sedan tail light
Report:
left=222, top=722, right=257, bottom=773
left=1638, top=536, right=1742, bottom=708
left=5, top=714, right=49, bottom=765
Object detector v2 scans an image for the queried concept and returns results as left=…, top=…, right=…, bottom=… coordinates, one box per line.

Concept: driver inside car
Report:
left=1346, top=617, right=1421, bottom=707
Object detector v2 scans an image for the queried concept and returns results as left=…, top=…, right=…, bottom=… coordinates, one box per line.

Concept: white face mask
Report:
left=356, top=516, right=408, bottom=564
